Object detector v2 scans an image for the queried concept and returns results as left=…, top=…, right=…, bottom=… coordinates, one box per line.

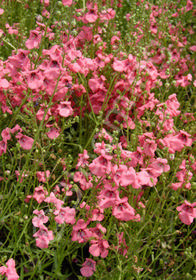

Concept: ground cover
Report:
left=0, top=0, right=196, bottom=279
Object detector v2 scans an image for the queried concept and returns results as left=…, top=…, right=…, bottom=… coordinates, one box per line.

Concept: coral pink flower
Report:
left=89, top=238, right=109, bottom=258
left=54, top=207, right=76, bottom=224
left=148, top=158, right=170, bottom=177
left=15, top=133, right=34, bottom=150
left=176, top=200, right=196, bottom=225
left=116, top=232, right=128, bottom=256
left=0, top=258, right=19, bottom=280
left=32, top=209, right=49, bottom=227
left=80, top=258, right=96, bottom=278
left=25, top=30, right=42, bottom=49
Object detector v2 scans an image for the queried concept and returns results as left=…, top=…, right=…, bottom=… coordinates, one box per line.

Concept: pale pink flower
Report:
left=0, top=9, right=4, bottom=15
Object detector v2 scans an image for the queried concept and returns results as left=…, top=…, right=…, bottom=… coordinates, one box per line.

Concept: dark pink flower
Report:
left=80, top=258, right=96, bottom=278
left=15, top=133, right=34, bottom=150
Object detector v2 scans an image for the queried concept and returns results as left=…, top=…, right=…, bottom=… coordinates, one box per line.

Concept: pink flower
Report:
left=32, top=209, right=49, bottom=227
left=40, top=0, right=49, bottom=6
left=26, top=70, right=43, bottom=89
left=176, top=200, right=196, bottom=225
left=47, top=127, right=60, bottom=139
left=0, top=258, right=19, bottom=280
left=15, top=133, right=34, bottom=150
left=80, top=258, right=96, bottom=278
left=54, top=207, right=76, bottom=224
left=71, top=219, right=91, bottom=243
left=143, top=139, right=157, bottom=157
left=25, top=30, right=42, bottom=49
left=33, top=185, right=48, bottom=203
left=0, top=9, right=4, bottom=15
left=186, top=0, right=193, bottom=12
left=36, top=170, right=50, bottom=183
left=62, top=0, right=72, bottom=6
left=1, top=127, right=11, bottom=141
left=33, top=224, right=54, bottom=248
left=89, top=238, right=109, bottom=258
left=84, top=3, right=98, bottom=23
left=57, top=101, right=73, bottom=117
left=44, top=192, right=64, bottom=210
left=76, top=149, right=89, bottom=169
left=89, top=155, right=112, bottom=177
left=112, top=197, right=140, bottom=222
left=0, top=140, right=7, bottom=156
